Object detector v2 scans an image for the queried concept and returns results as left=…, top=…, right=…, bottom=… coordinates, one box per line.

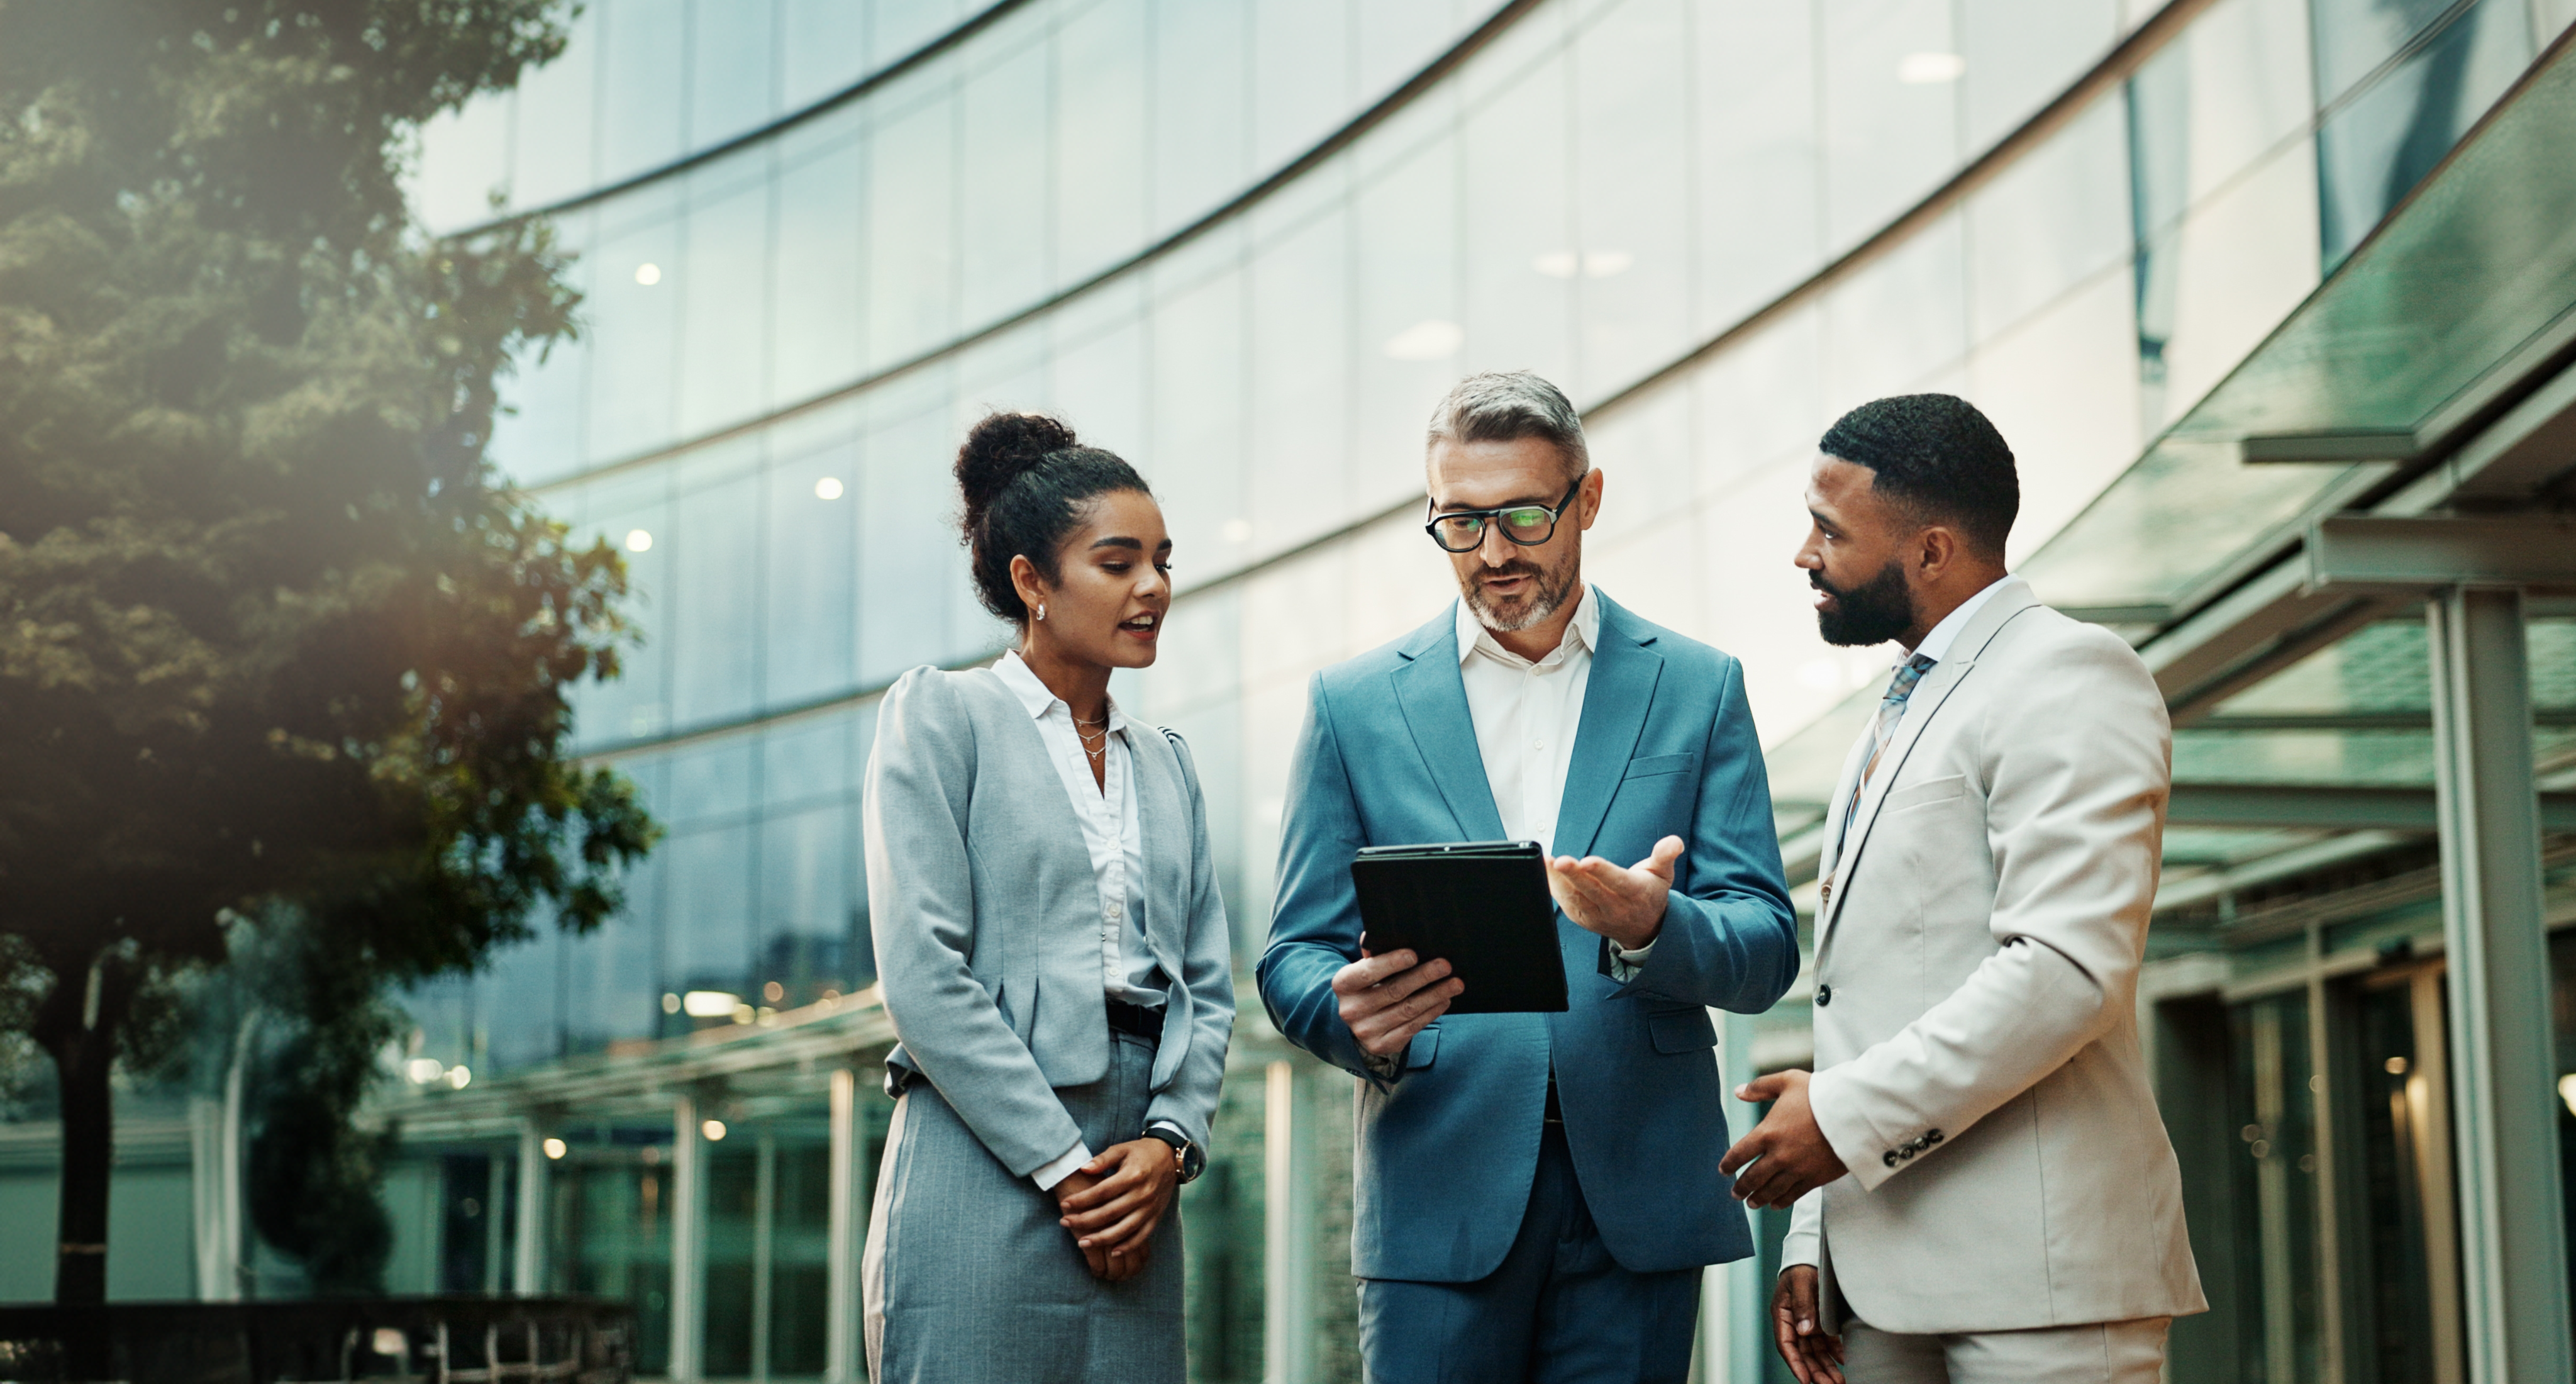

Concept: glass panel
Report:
left=1692, top=0, right=1823, bottom=335
left=874, top=0, right=972, bottom=65
left=1054, top=0, right=1150, bottom=289
left=690, top=0, right=779, bottom=150
left=702, top=1135, right=760, bottom=1377
left=668, top=464, right=763, bottom=728
left=1462, top=54, right=1572, bottom=396
left=2315, top=0, right=2534, bottom=267
left=1819, top=0, right=1960, bottom=250
left=553, top=1125, right=678, bottom=1377
left=1148, top=256, right=1248, bottom=571
left=770, top=118, right=867, bottom=410
left=1960, top=0, right=2119, bottom=152
left=1252, top=0, right=1354, bottom=170
left=509, top=3, right=602, bottom=213
left=584, top=188, right=686, bottom=464
left=960, top=36, right=1052, bottom=330
left=666, top=822, right=755, bottom=997
left=678, top=169, right=776, bottom=440
left=758, top=805, right=860, bottom=1005
left=2350, top=975, right=2456, bottom=1384
left=858, top=392, right=973, bottom=683
left=767, top=1125, right=835, bottom=1377
left=599, top=0, right=689, bottom=186
left=1152, top=0, right=1252, bottom=230
left=780, top=0, right=869, bottom=109
left=490, top=210, right=597, bottom=486
left=1821, top=210, right=1968, bottom=406
left=1572, top=0, right=1692, bottom=397
left=2226, top=991, right=2325, bottom=1384
left=867, top=86, right=960, bottom=370
left=1356, top=137, right=1462, bottom=502
left=764, top=429, right=862, bottom=708
left=1247, top=206, right=1352, bottom=555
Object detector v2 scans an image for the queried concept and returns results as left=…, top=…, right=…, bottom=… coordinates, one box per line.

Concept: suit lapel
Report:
left=1391, top=607, right=1508, bottom=840
left=1814, top=725, right=1876, bottom=887
left=1816, top=581, right=2043, bottom=946
left=1128, top=727, right=1185, bottom=966
left=1552, top=596, right=1662, bottom=859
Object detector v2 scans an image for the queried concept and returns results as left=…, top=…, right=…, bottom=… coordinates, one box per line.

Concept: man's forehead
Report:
left=1427, top=438, right=1568, bottom=502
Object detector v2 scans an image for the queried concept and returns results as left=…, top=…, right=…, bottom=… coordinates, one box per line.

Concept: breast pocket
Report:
left=1647, top=1007, right=1719, bottom=1054
left=1882, top=772, right=1966, bottom=814
left=1624, top=751, right=1701, bottom=781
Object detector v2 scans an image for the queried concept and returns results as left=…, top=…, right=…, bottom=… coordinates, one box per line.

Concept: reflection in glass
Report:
left=2227, top=991, right=2324, bottom=1384
left=2314, top=0, right=2533, bottom=267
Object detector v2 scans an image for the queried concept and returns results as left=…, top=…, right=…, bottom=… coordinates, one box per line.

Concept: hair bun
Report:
left=957, top=412, right=1079, bottom=523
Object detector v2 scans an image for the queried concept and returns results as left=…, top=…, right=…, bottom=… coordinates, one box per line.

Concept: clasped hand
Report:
left=1053, top=1138, right=1178, bottom=1283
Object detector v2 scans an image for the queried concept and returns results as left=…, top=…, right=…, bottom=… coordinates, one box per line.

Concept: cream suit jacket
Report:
left=1782, top=578, right=2204, bottom=1335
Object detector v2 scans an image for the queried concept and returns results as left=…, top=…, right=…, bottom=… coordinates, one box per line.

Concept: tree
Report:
left=0, top=0, right=657, bottom=1315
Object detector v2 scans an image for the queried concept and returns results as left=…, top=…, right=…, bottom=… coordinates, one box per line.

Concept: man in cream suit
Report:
left=1720, top=394, right=2202, bottom=1383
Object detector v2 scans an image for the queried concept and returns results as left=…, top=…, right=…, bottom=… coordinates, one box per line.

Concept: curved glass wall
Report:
left=397, top=0, right=2576, bottom=1081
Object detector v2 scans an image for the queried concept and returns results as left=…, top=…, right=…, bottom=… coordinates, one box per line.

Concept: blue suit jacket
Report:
left=1258, top=593, right=1799, bottom=1283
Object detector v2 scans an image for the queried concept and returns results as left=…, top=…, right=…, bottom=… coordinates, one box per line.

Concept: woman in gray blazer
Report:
left=860, top=412, right=1234, bottom=1384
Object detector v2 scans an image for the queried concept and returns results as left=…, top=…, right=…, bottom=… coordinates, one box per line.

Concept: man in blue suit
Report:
left=1258, top=371, right=1799, bottom=1382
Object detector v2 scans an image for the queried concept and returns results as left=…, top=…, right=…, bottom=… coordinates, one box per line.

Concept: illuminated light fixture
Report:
left=1532, top=250, right=1634, bottom=280
left=660, top=992, right=681, bottom=1014
left=447, top=1066, right=472, bottom=1090
left=814, top=476, right=845, bottom=500
left=681, top=990, right=738, bottom=1018
left=625, top=528, right=653, bottom=553
left=635, top=262, right=663, bottom=286
left=2386, top=1056, right=2409, bottom=1075
left=1897, top=51, right=1965, bottom=84
left=371, top=1328, right=408, bottom=1358
left=733, top=1002, right=757, bottom=1025
left=1382, top=318, right=1463, bottom=361
left=702, top=1119, right=728, bottom=1142
left=405, top=1058, right=446, bottom=1085
left=763, top=980, right=785, bottom=1003
left=1221, top=519, right=1252, bottom=544
left=543, top=1137, right=568, bottom=1160
left=2558, top=1074, right=2576, bottom=1119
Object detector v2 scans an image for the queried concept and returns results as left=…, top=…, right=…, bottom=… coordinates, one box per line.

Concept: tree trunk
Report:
left=31, top=951, right=136, bottom=1380
left=49, top=1017, right=114, bottom=1305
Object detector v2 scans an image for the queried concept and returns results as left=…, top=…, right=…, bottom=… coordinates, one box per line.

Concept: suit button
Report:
left=1815, top=984, right=1833, bottom=1007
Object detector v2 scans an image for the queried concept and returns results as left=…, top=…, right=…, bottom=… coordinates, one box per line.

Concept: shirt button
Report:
left=1816, top=984, right=1833, bottom=1007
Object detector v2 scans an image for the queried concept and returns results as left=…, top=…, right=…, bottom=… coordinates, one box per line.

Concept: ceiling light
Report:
left=1222, top=519, right=1252, bottom=544
left=446, top=1066, right=472, bottom=1090
left=405, top=1058, right=446, bottom=1085
left=634, top=262, right=662, bottom=286
left=1382, top=318, right=1463, bottom=361
left=542, top=1137, right=567, bottom=1160
left=1897, top=52, right=1965, bottom=84
left=814, top=476, right=844, bottom=500
left=1583, top=250, right=1633, bottom=278
left=1531, top=250, right=1580, bottom=279
left=702, top=1119, right=728, bottom=1142
left=625, top=528, right=653, bottom=552
left=682, top=990, right=739, bottom=1018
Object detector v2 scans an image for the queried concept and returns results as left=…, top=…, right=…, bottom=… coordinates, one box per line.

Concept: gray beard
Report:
left=1465, top=560, right=1580, bottom=633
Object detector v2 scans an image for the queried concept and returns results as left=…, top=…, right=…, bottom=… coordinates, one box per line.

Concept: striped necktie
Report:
left=1837, top=652, right=1938, bottom=854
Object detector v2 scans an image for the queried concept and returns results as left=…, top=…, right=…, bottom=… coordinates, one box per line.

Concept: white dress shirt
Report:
left=1456, top=585, right=1655, bottom=970
left=987, top=652, right=1177, bottom=1189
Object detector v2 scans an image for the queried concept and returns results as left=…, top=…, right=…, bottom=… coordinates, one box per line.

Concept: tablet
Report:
left=1349, top=840, right=1569, bottom=1014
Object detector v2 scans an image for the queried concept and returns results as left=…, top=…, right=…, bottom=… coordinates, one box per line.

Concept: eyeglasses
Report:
left=1423, top=478, right=1584, bottom=553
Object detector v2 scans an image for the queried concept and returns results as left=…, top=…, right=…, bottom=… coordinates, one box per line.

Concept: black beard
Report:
left=1814, top=559, right=1914, bottom=647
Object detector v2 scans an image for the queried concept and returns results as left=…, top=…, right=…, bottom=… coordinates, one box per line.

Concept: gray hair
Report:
left=1424, top=371, right=1589, bottom=479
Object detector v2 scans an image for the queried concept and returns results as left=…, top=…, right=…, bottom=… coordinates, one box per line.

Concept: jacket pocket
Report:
left=1624, top=751, right=1701, bottom=780
left=1883, top=772, right=1967, bottom=813
left=1647, top=1007, right=1718, bottom=1054
left=1404, top=1025, right=1441, bottom=1070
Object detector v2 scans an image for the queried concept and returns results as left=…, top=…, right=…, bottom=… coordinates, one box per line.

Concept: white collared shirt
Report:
left=1889, top=574, right=2012, bottom=730
left=987, top=652, right=1176, bottom=1190
left=1456, top=584, right=1601, bottom=852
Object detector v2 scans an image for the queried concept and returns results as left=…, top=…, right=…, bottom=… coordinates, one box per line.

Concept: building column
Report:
left=1265, top=1057, right=1316, bottom=1384
left=825, top=1066, right=863, bottom=1384
left=514, top=1120, right=547, bottom=1295
left=670, top=1095, right=707, bottom=1383
left=2429, top=586, right=2570, bottom=1384
left=1704, top=1009, right=1765, bottom=1383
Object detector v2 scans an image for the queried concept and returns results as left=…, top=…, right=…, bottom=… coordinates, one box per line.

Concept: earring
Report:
left=1036, top=603, right=1046, bottom=622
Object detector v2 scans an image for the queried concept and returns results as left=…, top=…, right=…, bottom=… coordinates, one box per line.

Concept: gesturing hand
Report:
left=1772, top=1265, right=1845, bottom=1384
left=1547, top=835, right=1684, bottom=951
left=1331, top=947, right=1462, bottom=1059
left=1055, top=1139, right=1179, bottom=1282
left=1719, top=1069, right=1848, bottom=1209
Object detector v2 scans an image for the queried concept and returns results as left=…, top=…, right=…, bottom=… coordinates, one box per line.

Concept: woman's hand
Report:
left=1053, top=1137, right=1180, bottom=1280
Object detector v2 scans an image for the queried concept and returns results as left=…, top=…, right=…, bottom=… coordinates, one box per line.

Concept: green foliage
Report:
left=0, top=0, right=657, bottom=1296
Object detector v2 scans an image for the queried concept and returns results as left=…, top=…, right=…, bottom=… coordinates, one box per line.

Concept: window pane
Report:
left=599, top=0, right=687, bottom=185
left=2316, top=0, right=2532, bottom=268
left=669, top=462, right=763, bottom=727
left=1153, top=0, right=1251, bottom=229
left=586, top=190, right=685, bottom=463
left=960, top=37, right=1052, bottom=328
left=770, top=119, right=867, bottom=410
left=1253, top=0, right=1355, bottom=170
left=1693, top=0, right=1823, bottom=334
left=1055, top=0, right=1150, bottom=287
left=781, top=0, right=869, bottom=109
left=1574, top=0, right=1692, bottom=396
left=1248, top=206, right=1352, bottom=554
left=679, top=169, right=775, bottom=439
left=691, top=0, right=779, bottom=149
left=1462, top=57, right=1570, bottom=387
left=1820, top=0, right=1960, bottom=249
left=867, top=87, right=960, bottom=369
left=511, top=3, right=602, bottom=211
left=1960, top=0, right=2119, bottom=152
left=763, top=430, right=862, bottom=707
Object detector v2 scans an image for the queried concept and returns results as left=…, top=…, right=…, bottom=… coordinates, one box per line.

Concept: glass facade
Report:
left=9, top=1, right=2575, bottom=1381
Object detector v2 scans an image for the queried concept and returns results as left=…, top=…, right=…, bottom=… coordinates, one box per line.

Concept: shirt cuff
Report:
left=1031, top=1140, right=1092, bottom=1191
left=1363, top=1048, right=1402, bottom=1082
left=1607, top=937, right=1657, bottom=983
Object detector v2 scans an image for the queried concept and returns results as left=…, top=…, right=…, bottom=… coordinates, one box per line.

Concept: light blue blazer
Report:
left=1257, top=593, right=1798, bottom=1281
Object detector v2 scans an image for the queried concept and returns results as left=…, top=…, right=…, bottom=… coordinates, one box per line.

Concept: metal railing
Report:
left=0, top=1296, right=632, bottom=1383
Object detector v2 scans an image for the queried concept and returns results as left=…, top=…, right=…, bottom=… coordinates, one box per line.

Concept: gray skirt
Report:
left=862, top=1031, right=1185, bottom=1384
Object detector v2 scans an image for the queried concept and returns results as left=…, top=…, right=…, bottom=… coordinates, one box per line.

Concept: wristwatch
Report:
left=1144, top=1126, right=1206, bottom=1185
